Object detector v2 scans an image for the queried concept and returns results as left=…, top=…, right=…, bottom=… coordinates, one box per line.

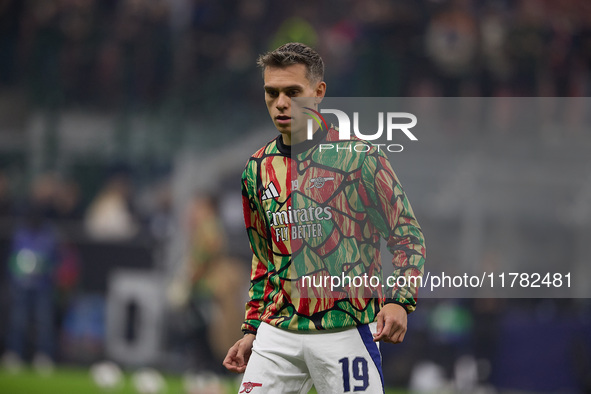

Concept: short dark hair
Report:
left=257, top=42, right=324, bottom=83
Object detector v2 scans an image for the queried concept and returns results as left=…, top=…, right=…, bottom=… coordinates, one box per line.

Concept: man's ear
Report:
left=315, top=81, right=327, bottom=104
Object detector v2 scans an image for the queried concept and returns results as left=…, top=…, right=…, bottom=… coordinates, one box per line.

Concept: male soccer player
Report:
left=223, top=42, right=426, bottom=393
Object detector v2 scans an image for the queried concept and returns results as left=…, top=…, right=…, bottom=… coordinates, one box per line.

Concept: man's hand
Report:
left=222, top=333, right=256, bottom=373
left=373, top=303, right=407, bottom=344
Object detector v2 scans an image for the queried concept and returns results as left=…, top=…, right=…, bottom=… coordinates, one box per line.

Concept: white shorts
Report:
left=239, top=322, right=384, bottom=394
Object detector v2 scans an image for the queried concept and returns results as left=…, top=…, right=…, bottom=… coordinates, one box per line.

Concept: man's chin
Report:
left=276, top=126, right=291, bottom=135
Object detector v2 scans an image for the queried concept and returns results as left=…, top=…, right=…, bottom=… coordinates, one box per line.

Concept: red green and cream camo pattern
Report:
left=241, top=128, right=426, bottom=333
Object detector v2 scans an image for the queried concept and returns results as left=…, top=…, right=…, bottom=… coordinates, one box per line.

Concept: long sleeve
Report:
left=241, top=161, right=271, bottom=333
left=360, top=149, right=426, bottom=313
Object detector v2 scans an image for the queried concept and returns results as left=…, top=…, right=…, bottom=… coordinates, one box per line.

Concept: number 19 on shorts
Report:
left=339, top=357, right=369, bottom=392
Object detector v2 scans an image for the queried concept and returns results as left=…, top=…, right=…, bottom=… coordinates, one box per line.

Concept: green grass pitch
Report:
left=0, top=368, right=185, bottom=394
left=0, top=367, right=405, bottom=393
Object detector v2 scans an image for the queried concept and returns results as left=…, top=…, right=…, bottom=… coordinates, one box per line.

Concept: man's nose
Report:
left=276, top=93, right=289, bottom=110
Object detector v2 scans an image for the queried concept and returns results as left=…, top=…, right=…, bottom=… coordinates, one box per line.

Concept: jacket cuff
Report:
left=384, top=299, right=412, bottom=314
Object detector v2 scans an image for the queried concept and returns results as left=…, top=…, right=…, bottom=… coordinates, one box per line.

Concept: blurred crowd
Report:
left=0, top=166, right=245, bottom=380
left=2, top=0, right=591, bottom=391
left=1, top=0, right=591, bottom=117
left=0, top=170, right=169, bottom=369
left=0, top=169, right=166, bottom=241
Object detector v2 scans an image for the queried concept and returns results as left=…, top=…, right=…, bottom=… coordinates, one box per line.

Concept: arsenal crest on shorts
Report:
left=239, top=381, right=263, bottom=393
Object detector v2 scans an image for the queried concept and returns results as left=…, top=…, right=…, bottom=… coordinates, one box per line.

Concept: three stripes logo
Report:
left=261, top=181, right=280, bottom=201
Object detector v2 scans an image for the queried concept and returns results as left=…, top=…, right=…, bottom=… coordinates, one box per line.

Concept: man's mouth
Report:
left=275, top=115, right=291, bottom=125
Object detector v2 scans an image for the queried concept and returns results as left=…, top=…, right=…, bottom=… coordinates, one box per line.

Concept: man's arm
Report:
left=239, top=161, right=271, bottom=334
left=373, top=303, right=408, bottom=343
left=223, top=333, right=256, bottom=373
left=224, top=162, right=270, bottom=372
left=361, top=149, right=426, bottom=343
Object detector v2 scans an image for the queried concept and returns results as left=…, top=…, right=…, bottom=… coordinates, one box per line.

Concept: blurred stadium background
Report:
left=1, top=0, right=591, bottom=393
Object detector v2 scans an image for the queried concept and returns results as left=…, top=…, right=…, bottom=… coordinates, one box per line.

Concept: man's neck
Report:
left=281, top=124, right=320, bottom=146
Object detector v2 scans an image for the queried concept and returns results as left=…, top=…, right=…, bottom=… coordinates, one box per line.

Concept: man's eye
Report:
left=287, top=90, right=299, bottom=97
left=267, top=91, right=278, bottom=98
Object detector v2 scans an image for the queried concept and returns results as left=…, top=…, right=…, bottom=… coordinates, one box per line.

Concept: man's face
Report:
left=263, top=64, right=326, bottom=144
